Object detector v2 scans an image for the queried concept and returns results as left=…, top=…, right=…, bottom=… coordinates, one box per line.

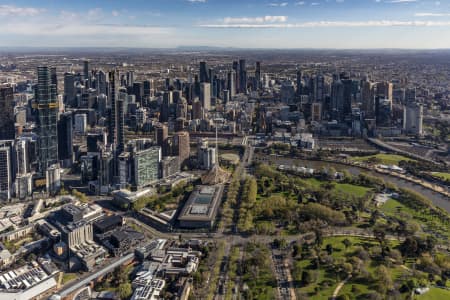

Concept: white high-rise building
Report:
left=403, top=103, right=423, bottom=136
left=200, top=83, right=211, bottom=111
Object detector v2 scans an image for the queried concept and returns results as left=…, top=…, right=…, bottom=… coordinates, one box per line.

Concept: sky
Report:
left=1, top=0, right=450, bottom=49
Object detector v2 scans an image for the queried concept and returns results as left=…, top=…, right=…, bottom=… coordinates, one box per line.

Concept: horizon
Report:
left=1, top=0, right=450, bottom=48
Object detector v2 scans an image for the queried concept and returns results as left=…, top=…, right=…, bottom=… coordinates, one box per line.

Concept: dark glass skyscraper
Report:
left=116, top=99, right=125, bottom=154
left=199, top=61, right=208, bottom=83
left=108, top=70, right=119, bottom=146
left=255, top=61, right=261, bottom=90
left=58, top=112, right=73, bottom=166
left=239, top=59, right=247, bottom=93
left=34, top=66, right=59, bottom=174
left=0, top=86, right=15, bottom=140
left=296, top=70, right=303, bottom=96
left=63, top=72, right=76, bottom=106
left=83, top=60, right=89, bottom=81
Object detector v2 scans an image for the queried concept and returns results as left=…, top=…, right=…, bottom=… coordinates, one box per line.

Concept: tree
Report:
left=342, top=238, right=352, bottom=250
left=375, top=265, right=393, bottom=294
left=118, top=283, right=132, bottom=300
left=326, top=244, right=333, bottom=255
left=301, top=270, right=315, bottom=285
left=293, top=243, right=300, bottom=257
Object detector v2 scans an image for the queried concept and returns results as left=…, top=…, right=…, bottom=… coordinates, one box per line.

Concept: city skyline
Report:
left=1, top=0, right=450, bottom=49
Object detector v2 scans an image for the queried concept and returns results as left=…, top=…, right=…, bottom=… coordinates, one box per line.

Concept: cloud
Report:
left=415, top=12, right=450, bottom=17
left=0, top=4, right=45, bottom=17
left=269, top=2, right=289, bottom=7
left=1, top=22, right=172, bottom=37
left=223, top=16, right=288, bottom=24
left=112, top=10, right=120, bottom=17
left=199, top=20, right=450, bottom=28
left=386, top=0, right=417, bottom=3
left=187, top=0, right=207, bottom=3
left=295, top=1, right=305, bottom=5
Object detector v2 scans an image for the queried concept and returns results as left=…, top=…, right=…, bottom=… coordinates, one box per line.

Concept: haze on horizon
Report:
left=2, top=0, right=450, bottom=49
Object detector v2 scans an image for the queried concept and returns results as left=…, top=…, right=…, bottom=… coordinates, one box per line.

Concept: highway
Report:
left=56, top=252, right=134, bottom=297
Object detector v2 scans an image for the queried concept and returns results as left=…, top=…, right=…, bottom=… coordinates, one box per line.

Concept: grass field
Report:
left=350, top=154, right=413, bottom=165
left=431, top=172, right=450, bottom=181
left=334, top=183, right=371, bottom=197
left=302, top=178, right=372, bottom=197
left=416, top=287, right=450, bottom=300
left=62, top=273, right=78, bottom=284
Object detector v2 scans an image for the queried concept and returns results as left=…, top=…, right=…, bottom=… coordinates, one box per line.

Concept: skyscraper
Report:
left=143, top=80, right=152, bottom=97
left=58, top=112, right=73, bottom=167
left=0, top=140, right=14, bottom=201
left=403, top=88, right=423, bottom=136
left=155, top=124, right=169, bottom=156
left=255, top=61, right=261, bottom=90
left=200, top=83, right=211, bottom=111
left=0, top=85, right=15, bottom=140
left=174, top=131, right=190, bottom=167
left=361, top=79, right=376, bottom=117
left=108, top=70, right=119, bottom=146
left=83, top=60, right=89, bottom=82
left=232, top=61, right=240, bottom=93
left=200, top=61, right=209, bottom=83
left=160, top=91, right=172, bottom=122
left=296, top=70, right=302, bottom=96
left=239, top=59, right=247, bottom=93
left=97, top=70, right=107, bottom=95
left=227, top=71, right=236, bottom=98
left=331, top=74, right=344, bottom=120
left=116, top=99, right=125, bottom=154
left=312, top=75, right=325, bottom=103
left=63, top=73, right=76, bottom=106
left=127, top=71, right=135, bottom=87
left=51, top=67, right=58, bottom=93
left=34, top=66, right=59, bottom=174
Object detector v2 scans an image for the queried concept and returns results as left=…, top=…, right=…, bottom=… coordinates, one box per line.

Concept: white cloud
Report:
left=187, top=0, right=207, bottom=3
left=87, top=8, right=103, bottom=19
left=0, top=4, right=45, bottom=17
left=199, top=20, right=450, bottom=28
left=295, top=1, right=306, bottom=5
left=415, top=12, right=450, bottom=17
left=1, top=22, right=172, bottom=37
left=387, top=0, right=417, bottom=3
left=269, top=2, right=289, bottom=7
left=112, top=10, right=120, bottom=17
left=223, top=16, right=288, bottom=24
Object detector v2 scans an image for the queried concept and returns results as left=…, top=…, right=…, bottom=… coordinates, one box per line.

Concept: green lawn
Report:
left=350, top=154, right=413, bottom=165
left=431, top=172, right=450, bottom=181
left=303, top=178, right=372, bottom=197
left=335, top=183, right=371, bottom=197
left=62, top=273, right=78, bottom=284
left=416, top=287, right=450, bottom=300
left=380, top=198, right=410, bottom=215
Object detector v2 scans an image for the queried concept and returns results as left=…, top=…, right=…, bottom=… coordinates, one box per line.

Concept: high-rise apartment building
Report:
left=0, top=86, right=15, bottom=140
left=0, top=140, right=14, bottom=201
left=174, top=131, right=190, bottom=166
left=34, top=66, right=59, bottom=174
